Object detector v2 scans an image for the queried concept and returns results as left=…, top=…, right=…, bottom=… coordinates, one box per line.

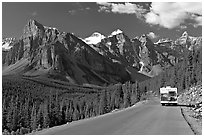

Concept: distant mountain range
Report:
left=2, top=19, right=202, bottom=86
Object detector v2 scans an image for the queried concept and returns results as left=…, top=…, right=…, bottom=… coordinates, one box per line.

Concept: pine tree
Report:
left=131, top=81, right=138, bottom=104
left=2, top=98, right=7, bottom=130
left=30, top=104, right=37, bottom=131
left=123, top=82, right=131, bottom=108
left=23, top=97, right=30, bottom=128
left=36, top=104, right=43, bottom=129
left=43, top=102, right=50, bottom=128
left=79, top=100, right=86, bottom=119
left=99, top=90, right=108, bottom=115
left=73, top=108, right=79, bottom=121
left=96, top=94, right=101, bottom=115
left=114, top=84, right=121, bottom=109
left=65, top=105, right=70, bottom=122
left=136, top=82, right=140, bottom=102
left=12, top=95, right=19, bottom=131
left=66, top=100, right=73, bottom=122
left=85, top=102, right=90, bottom=118
left=6, top=96, right=16, bottom=132
left=54, top=92, right=62, bottom=125
left=110, top=86, right=116, bottom=110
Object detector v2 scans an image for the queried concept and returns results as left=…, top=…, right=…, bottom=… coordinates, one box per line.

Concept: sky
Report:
left=2, top=1, right=202, bottom=41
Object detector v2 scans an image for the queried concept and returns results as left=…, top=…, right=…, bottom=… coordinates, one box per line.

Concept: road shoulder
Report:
left=181, top=107, right=202, bottom=135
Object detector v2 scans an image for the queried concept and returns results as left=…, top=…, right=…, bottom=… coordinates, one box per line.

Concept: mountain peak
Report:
left=139, top=34, right=147, bottom=42
left=176, top=31, right=189, bottom=45
left=23, top=19, right=44, bottom=38
left=182, top=31, right=188, bottom=38
left=27, top=19, right=35, bottom=25
left=27, top=19, right=42, bottom=27
left=109, top=29, right=123, bottom=37
left=84, top=32, right=106, bottom=45
left=90, top=32, right=104, bottom=37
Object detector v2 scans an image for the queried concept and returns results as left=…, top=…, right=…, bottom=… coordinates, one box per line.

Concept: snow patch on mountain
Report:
left=2, top=42, right=12, bottom=50
left=109, top=29, right=123, bottom=37
left=138, top=61, right=145, bottom=72
left=84, top=32, right=105, bottom=45
left=2, top=38, right=16, bottom=51
left=44, top=25, right=58, bottom=30
left=112, top=59, right=121, bottom=64
left=155, top=38, right=172, bottom=44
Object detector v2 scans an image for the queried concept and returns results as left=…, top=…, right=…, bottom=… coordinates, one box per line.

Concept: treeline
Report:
left=2, top=76, right=143, bottom=135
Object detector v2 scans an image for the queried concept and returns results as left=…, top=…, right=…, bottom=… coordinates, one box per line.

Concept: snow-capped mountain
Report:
left=83, top=32, right=105, bottom=45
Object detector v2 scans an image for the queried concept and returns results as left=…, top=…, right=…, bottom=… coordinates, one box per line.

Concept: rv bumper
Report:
left=161, top=101, right=178, bottom=106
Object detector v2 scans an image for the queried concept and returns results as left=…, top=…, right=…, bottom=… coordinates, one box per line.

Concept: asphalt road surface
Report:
left=34, top=98, right=194, bottom=135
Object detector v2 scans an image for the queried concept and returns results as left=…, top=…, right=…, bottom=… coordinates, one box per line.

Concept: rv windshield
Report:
left=169, top=91, right=176, bottom=96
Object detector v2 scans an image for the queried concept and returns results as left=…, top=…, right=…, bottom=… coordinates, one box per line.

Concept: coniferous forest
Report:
left=2, top=48, right=202, bottom=135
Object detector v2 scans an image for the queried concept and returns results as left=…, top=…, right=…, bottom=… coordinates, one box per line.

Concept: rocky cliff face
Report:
left=92, top=31, right=138, bottom=66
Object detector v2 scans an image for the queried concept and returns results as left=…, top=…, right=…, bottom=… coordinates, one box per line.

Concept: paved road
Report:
left=34, top=98, right=193, bottom=135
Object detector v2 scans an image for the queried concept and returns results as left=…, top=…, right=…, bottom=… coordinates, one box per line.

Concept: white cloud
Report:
left=144, top=2, right=202, bottom=29
left=97, top=2, right=111, bottom=7
left=68, top=7, right=91, bottom=15
left=147, top=32, right=159, bottom=39
left=85, top=7, right=90, bottom=10
left=145, top=12, right=160, bottom=25
left=112, top=3, right=146, bottom=14
left=191, top=15, right=202, bottom=27
left=177, top=2, right=202, bottom=15
left=97, top=2, right=147, bottom=18
left=97, top=2, right=202, bottom=29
